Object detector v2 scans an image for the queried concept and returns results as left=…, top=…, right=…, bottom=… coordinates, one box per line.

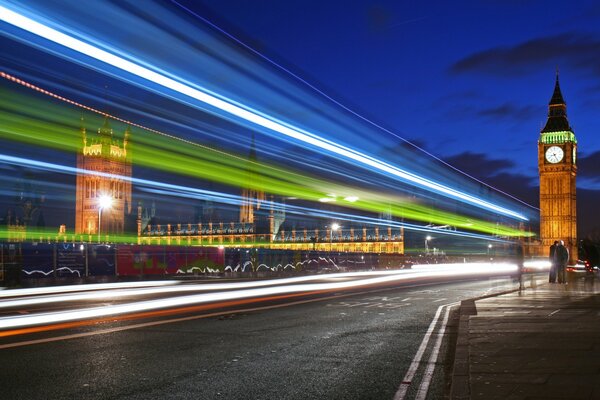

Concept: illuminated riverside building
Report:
left=538, top=73, right=578, bottom=262
left=137, top=216, right=405, bottom=254
left=75, top=117, right=132, bottom=235
left=138, top=135, right=404, bottom=253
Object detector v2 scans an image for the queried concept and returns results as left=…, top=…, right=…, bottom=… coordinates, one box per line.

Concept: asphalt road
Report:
left=0, top=275, right=523, bottom=400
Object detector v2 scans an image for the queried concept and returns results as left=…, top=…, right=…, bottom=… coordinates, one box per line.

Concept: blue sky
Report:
left=181, top=0, right=600, bottom=190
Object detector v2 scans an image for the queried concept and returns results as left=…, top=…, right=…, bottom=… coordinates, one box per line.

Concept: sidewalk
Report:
left=451, top=274, right=600, bottom=400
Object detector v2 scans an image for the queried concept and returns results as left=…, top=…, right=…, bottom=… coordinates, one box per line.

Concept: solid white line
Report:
left=415, top=303, right=457, bottom=400
left=393, top=303, right=445, bottom=400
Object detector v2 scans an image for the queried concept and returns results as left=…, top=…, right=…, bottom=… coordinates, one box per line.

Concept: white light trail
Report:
left=0, top=280, right=179, bottom=299
left=0, top=264, right=516, bottom=329
left=0, top=5, right=527, bottom=221
left=0, top=270, right=421, bottom=309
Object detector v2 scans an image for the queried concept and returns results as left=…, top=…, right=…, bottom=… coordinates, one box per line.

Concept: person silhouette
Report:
left=548, top=240, right=559, bottom=283
left=556, top=240, right=569, bottom=284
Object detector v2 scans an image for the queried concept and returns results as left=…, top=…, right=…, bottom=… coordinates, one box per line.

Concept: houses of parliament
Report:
left=70, top=116, right=404, bottom=254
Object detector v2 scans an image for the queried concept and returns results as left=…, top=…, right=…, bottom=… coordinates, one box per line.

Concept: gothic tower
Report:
left=538, top=73, right=577, bottom=263
left=75, top=116, right=132, bottom=236
left=239, top=133, right=266, bottom=223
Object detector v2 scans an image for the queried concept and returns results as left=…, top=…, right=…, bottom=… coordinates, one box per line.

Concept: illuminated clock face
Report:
left=573, top=148, right=576, bottom=164
left=545, top=146, right=564, bottom=163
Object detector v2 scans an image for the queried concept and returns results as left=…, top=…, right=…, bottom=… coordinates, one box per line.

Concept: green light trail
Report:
left=0, top=86, right=531, bottom=237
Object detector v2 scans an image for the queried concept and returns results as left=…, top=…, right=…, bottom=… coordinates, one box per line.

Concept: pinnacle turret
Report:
left=541, top=72, right=572, bottom=133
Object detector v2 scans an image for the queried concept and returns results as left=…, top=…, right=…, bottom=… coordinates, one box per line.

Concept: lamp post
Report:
left=330, top=223, right=340, bottom=252
left=98, top=194, right=113, bottom=243
left=425, top=235, right=432, bottom=255
left=487, top=243, right=493, bottom=257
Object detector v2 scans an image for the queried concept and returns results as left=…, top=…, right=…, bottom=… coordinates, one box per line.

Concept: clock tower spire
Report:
left=538, top=72, right=577, bottom=263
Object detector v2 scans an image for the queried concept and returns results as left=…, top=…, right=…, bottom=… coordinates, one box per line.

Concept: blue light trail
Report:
left=0, top=153, right=509, bottom=243
left=0, top=4, right=528, bottom=221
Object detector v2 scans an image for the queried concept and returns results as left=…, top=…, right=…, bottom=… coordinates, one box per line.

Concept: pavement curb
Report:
left=449, top=288, right=520, bottom=400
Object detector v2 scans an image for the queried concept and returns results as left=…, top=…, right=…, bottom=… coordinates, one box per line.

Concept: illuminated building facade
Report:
left=239, top=134, right=265, bottom=224
left=138, top=135, right=403, bottom=253
left=538, top=74, right=577, bottom=262
left=138, top=217, right=404, bottom=254
left=75, top=117, right=132, bottom=235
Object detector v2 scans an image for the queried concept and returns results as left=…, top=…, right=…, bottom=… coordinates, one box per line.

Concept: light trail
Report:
left=172, top=0, right=539, bottom=212
left=0, top=270, right=424, bottom=309
left=0, top=263, right=517, bottom=330
left=0, top=280, right=179, bottom=299
left=0, top=83, right=531, bottom=236
left=0, top=5, right=528, bottom=221
left=0, top=153, right=529, bottom=238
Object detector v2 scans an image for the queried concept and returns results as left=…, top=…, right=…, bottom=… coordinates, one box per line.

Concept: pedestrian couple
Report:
left=549, top=240, right=569, bottom=284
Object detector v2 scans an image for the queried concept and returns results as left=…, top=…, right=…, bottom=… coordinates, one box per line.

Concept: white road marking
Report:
left=394, top=301, right=459, bottom=400
left=548, top=309, right=561, bottom=316
left=415, top=303, right=457, bottom=400
left=393, top=303, right=444, bottom=400
left=432, top=298, right=447, bottom=303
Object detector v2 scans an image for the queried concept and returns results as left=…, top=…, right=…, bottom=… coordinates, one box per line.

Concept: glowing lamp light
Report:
left=331, top=223, right=340, bottom=231
left=426, top=236, right=432, bottom=241
left=98, top=194, right=113, bottom=210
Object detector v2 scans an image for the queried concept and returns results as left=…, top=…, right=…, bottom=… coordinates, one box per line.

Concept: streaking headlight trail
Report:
left=0, top=264, right=517, bottom=330
left=0, top=5, right=527, bottom=221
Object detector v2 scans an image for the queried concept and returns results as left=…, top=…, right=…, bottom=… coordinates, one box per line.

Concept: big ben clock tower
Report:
left=538, top=73, right=577, bottom=263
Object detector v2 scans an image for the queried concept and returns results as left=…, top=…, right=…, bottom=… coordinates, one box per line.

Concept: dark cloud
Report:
left=444, top=152, right=515, bottom=178
left=578, top=188, right=600, bottom=238
left=443, top=152, right=538, bottom=205
left=477, top=103, right=538, bottom=121
left=449, top=33, right=600, bottom=77
left=484, top=172, right=538, bottom=206
left=578, top=150, right=600, bottom=182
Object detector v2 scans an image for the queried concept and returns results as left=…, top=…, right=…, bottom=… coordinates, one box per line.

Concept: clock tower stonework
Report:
left=538, top=74, right=577, bottom=263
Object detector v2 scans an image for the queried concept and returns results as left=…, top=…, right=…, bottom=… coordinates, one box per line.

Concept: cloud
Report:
left=443, top=152, right=538, bottom=205
left=578, top=150, right=600, bottom=182
left=449, top=33, right=600, bottom=77
left=578, top=188, right=600, bottom=238
left=444, top=151, right=515, bottom=178
left=477, top=103, right=538, bottom=121
left=483, top=172, right=538, bottom=206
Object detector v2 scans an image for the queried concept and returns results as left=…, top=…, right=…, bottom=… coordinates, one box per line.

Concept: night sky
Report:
left=178, top=0, right=600, bottom=235
left=0, top=0, right=599, bottom=238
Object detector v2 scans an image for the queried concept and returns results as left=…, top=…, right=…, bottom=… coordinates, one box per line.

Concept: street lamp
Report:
left=487, top=243, right=493, bottom=257
left=98, top=194, right=113, bottom=243
left=330, top=223, right=340, bottom=251
left=425, top=235, right=432, bottom=255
